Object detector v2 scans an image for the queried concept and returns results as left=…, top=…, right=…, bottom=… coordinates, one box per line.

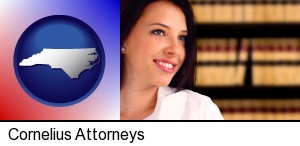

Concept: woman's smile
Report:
left=153, top=59, right=177, bottom=73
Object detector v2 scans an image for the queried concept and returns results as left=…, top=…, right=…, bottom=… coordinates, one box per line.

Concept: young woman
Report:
left=121, top=0, right=223, bottom=120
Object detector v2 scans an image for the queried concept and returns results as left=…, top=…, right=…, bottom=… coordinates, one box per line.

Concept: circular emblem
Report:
left=14, top=15, right=105, bottom=106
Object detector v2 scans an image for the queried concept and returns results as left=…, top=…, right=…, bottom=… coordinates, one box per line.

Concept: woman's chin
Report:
left=150, top=76, right=173, bottom=87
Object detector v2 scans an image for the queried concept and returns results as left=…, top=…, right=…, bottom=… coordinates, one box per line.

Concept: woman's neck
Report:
left=120, top=81, right=159, bottom=120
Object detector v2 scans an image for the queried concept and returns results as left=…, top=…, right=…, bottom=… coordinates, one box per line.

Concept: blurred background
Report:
left=190, top=0, right=300, bottom=120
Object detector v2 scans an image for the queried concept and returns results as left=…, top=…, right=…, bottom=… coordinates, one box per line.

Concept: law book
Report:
left=192, top=1, right=215, bottom=23
left=195, top=39, right=205, bottom=86
left=202, top=1, right=214, bottom=23
left=211, top=39, right=223, bottom=85
left=252, top=99, right=265, bottom=120
left=252, top=39, right=264, bottom=86
left=272, top=38, right=281, bottom=62
left=241, top=99, right=255, bottom=120
left=206, top=39, right=218, bottom=86
left=295, top=39, right=300, bottom=85
left=274, top=99, right=285, bottom=120
left=198, top=38, right=214, bottom=62
left=253, top=3, right=265, bottom=23
left=215, top=39, right=226, bottom=85
left=284, top=99, right=297, bottom=120
left=243, top=2, right=254, bottom=22
left=197, top=39, right=232, bottom=86
left=286, top=39, right=299, bottom=85
left=255, top=38, right=273, bottom=86
left=284, top=2, right=296, bottom=22
left=233, top=3, right=243, bottom=23
left=204, top=39, right=215, bottom=85
left=213, top=2, right=223, bottom=23
left=195, top=39, right=203, bottom=86
left=195, top=63, right=216, bottom=87
left=229, top=99, right=244, bottom=120
left=196, top=65, right=221, bottom=86
left=265, top=3, right=274, bottom=22
left=278, top=38, right=290, bottom=86
left=195, top=39, right=216, bottom=86
left=226, top=38, right=237, bottom=85
left=273, top=38, right=284, bottom=86
left=296, top=3, right=300, bottom=22
left=228, top=38, right=237, bottom=63
left=191, top=4, right=204, bottom=23
left=195, top=66, right=202, bottom=86
left=270, top=39, right=279, bottom=85
left=277, top=39, right=295, bottom=86
left=219, top=99, right=233, bottom=120
left=195, top=39, right=211, bottom=86
left=218, top=39, right=232, bottom=86
left=273, top=2, right=284, bottom=22
left=222, top=2, right=234, bottom=23
left=278, top=38, right=293, bottom=86
left=294, top=99, right=300, bottom=120
left=213, top=39, right=228, bottom=62
left=297, top=39, right=300, bottom=85
left=196, top=39, right=204, bottom=62
left=280, top=99, right=295, bottom=120
left=263, top=99, right=275, bottom=120
left=264, top=38, right=274, bottom=86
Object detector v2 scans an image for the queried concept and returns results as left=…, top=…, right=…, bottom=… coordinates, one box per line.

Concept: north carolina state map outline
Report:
left=19, top=48, right=99, bottom=79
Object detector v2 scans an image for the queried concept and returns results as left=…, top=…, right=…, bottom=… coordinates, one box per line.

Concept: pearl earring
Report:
left=121, top=47, right=126, bottom=52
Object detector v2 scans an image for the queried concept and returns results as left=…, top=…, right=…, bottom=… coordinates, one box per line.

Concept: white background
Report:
left=0, top=122, right=299, bottom=146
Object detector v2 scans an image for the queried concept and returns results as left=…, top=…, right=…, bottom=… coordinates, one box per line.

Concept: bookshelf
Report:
left=190, top=0, right=300, bottom=119
left=193, top=23, right=300, bottom=99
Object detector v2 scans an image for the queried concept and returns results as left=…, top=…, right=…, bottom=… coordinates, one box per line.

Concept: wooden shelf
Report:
left=196, top=23, right=300, bottom=38
left=190, top=0, right=299, bottom=5
left=193, top=86, right=300, bottom=99
left=195, top=23, right=300, bottom=99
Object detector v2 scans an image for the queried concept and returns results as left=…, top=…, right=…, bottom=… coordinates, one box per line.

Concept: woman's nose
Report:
left=164, top=37, right=180, bottom=56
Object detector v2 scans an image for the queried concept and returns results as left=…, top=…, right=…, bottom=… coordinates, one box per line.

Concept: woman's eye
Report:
left=179, top=36, right=187, bottom=42
left=152, top=30, right=165, bottom=36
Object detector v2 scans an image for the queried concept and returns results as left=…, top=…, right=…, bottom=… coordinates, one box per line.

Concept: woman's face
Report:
left=123, top=1, right=187, bottom=87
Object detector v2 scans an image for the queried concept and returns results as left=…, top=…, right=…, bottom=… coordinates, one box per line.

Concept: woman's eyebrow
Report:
left=148, top=23, right=187, bottom=33
left=181, top=30, right=188, bottom=33
left=148, top=23, right=170, bottom=29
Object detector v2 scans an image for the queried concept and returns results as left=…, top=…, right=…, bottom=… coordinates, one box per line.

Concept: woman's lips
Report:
left=153, top=59, right=177, bottom=73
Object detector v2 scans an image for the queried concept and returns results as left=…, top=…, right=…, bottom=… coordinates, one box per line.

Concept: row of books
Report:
left=192, top=2, right=300, bottom=23
left=196, top=38, right=300, bottom=86
left=197, top=38, right=300, bottom=62
left=213, top=99, right=300, bottom=120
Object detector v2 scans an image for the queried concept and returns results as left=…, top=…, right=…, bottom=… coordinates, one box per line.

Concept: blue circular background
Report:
left=14, top=15, right=105, bottom=107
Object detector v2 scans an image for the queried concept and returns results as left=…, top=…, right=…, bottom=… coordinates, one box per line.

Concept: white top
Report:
left=144, top=86, right=224, bottom=120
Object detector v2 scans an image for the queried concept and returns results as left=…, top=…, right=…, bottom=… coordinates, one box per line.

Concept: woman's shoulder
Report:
left=179, top=89, right=216, bottom=109
left=157, top=86, right=224, bottom=120
left=178, top=88, right=224, bottom=120
left=181, top=89, right=212, bottom=102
